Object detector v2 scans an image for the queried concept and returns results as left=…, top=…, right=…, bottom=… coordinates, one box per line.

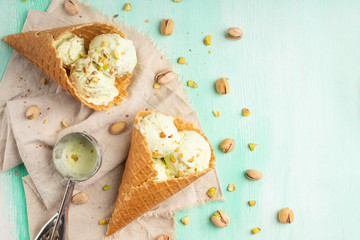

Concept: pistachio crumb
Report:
left=61, top=121, right=68, bottom=128
left=177, top=57, right=186, bottom=64
left=99, top=220, right=108, bottom=225
left=227, top=184, right=235, bottom=192
left=103, top=185, right=110, bottom=191
left=187, top=80, right=198, bottom=88
left=181, top=216, right=189, bottom=225
left=153, top=82, right=160, bottom=89
left=249, top=200, right=256, bottom=207
left=252, top=227, right=261, bottom=234
left=248, top=143, right=257, bottom=151
left=123, top=3, right=131, bottom=11
left=213, top=110, right=220, bottom=117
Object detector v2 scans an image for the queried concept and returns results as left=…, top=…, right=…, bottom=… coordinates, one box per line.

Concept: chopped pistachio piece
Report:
left=41, top=78, right=47, bottom=85
left=61, top=121, right=68, bottom=128
left=123, top=3, right=131, bottom=11
left=206, top=187, right=216, bottom=198
left=103, top=185, right=109, bottom=191
left=99, top=220, right=108, bottom=225
left=43, top=119, right=48, bottom=124
left=252, top=227, right=261, bottom=234
left=249, top=200, right=256, bottom=207
left=153, top=82, right=161, bottom=89
left=213, top=110, right=220, bottom=117
left=227, top=184, right=235, bottom=192
left=170, top=156, right=176, bottom=163
left=203, top=35, right=211, bottom=46
left=248, top=143, right=257, bottom=151
left=187, top=80, right=198, bottom=88
left=177, top=57, right=186, bottom=64
left=181, top=216, right=189, bottom=225
left=113, top=50, right=120, bottom=59
left=242, top=108, right=251, bottom=116
left=178, top=171, right=183, bottom=177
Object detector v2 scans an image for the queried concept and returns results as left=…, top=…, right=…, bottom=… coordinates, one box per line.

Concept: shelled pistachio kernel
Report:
left=249, top=200, right=256, bottom=207
left=252, top=227, right=261, bottom=234
left=227, top=184, right=235, bottom=192
left=203, top=35, right=211, bottom=46
left=181, top=216, right=189, bottom=225
left=187, top=80, right=198, bottom=88
left=153, top=82, right=161, bottom=89
left=123, top=3, right=131, bottom=11
left=213, top=110, right=220, bottom=117
left=206, top=187, right=216, bottom=198
left=103, top=185, right=109, bottom=191
left=99, top=219, right=108, bottom=225
left=248, top=143, right=257, bottom=151
left=242, top=108, right=251, bottom=116
left=178, top=57, right=186, bottom=64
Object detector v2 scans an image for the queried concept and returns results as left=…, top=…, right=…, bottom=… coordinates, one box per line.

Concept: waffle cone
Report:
left=106, top=110, right=216, bottom=236
left=2, top=22, right=133, bottom=111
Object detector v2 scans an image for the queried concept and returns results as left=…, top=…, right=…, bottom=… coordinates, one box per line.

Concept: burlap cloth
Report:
left=0, top=0, right=223, bottom=239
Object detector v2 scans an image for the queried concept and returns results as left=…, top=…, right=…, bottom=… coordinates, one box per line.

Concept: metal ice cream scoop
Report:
left=34, top=132, right=102, bottom=240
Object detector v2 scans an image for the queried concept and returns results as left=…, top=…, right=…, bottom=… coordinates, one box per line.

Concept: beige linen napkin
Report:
left=0, top=0, right=224, bottom=239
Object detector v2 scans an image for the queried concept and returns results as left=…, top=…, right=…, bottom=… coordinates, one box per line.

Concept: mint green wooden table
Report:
left=1, top=0, right=360, bottom=239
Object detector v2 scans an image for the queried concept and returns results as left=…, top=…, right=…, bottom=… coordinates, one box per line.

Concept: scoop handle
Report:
left=50, top=180, right=75, bottom=240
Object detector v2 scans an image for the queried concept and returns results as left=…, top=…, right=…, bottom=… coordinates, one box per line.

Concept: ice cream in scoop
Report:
left=53, top=33, right=86, bottom=66
left=137, top=112, right=211, bottom=181
left=88, top=33, right=137, bottom=77
left=69, top=57, right=119, bottom=106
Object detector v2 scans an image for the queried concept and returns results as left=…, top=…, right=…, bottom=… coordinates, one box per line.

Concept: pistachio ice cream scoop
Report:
left=137, top=112, right=211, bottom=181
left=69, top=57, right=119, bottom=106
left=53, top=33, right=86, bottom=66
left=137, top=112, right=181, bottom=158
left=88, top=33, right=137, bottom=77
left=163, top=130, right=211, bottom=178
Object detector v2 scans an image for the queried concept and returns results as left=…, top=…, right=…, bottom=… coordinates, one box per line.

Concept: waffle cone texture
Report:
left=106, top=110, right=216, bottom=236
left=2, top=22, right=133, bottom=111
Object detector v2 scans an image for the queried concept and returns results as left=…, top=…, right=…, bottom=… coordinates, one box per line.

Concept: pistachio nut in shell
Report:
left=278, top=207, right=294, bottom=224
left=220, top=138, right=235, bottom=153
left=155, top=70, right=176, bottom=85
left=25, top=105, right=40, bottom=120
left=216, top=77, right=229, bottom=94
left=156, top=234, right=170, bottom=240
left=211, top=210, right=230, bottom=228
left=64, top=0, right=80, bottom=15
left=160, top=18, right=174, bottom=36
left=245, top=169, right=263, bottom=181
left=71, top=192, right=89, bottom=205
left=227, top=27, right=243, bottom=40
